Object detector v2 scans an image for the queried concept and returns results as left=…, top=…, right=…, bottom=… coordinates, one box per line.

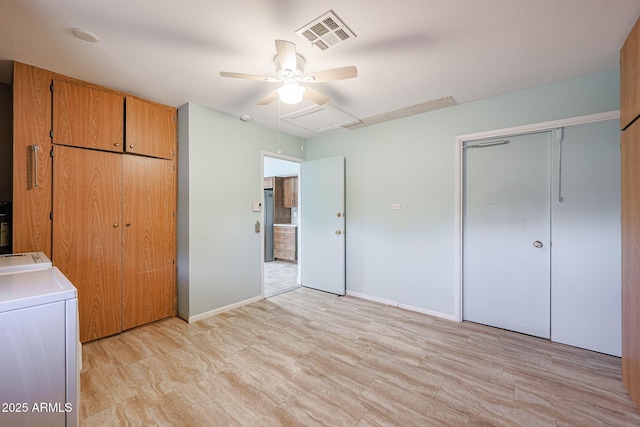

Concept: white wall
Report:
left=305, top=68, right=621, bottom=318
left=177, top=103, right=304, bottom=319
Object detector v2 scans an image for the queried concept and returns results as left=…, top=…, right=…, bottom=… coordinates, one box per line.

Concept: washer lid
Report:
left=0, top=267, right=76, bottom=313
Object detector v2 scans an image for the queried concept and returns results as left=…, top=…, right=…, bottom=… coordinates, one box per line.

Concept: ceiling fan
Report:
left=220, top=40, right=357, bottom=106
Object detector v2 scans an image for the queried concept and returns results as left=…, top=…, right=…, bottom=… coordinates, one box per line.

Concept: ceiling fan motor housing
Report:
left=275, top=53, right=305, bottom=81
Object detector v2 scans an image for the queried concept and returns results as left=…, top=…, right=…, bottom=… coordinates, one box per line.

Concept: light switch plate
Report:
left=391, top=203, right=401, bottom=210
left=252, top=201, right=262, bottom=212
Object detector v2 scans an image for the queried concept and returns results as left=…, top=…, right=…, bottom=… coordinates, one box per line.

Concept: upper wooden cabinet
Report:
left=283, top=176, right=298, bottom=208
left=263, top=176, right=274, bottom=189
left=125, top=96, right=176, bottom=159
left=52, top=79, right=124, bottom=152
left=621, top=17, right=640, bottom=130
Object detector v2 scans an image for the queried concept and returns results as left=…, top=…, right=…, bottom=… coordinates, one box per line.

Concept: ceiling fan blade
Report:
left=275, top=40, right=297, bottom=71
left=304, top=66, right=358, bottom=82
left=303, top=87, right=330, bottom=105
left=220, top=71, right=279, bottom=82
left=257, top=90, right=279, bottom=105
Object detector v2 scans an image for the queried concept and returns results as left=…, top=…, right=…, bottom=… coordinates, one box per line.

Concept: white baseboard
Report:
left=347, top=290, right=457, bottom=322
left=346, top=290, right=397, bottom=306
left=186, top=295, right=264, bottom=323
left=398, top=303, right=457, bottom=322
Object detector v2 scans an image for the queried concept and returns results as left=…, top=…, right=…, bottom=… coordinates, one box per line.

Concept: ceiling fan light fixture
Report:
left=278, top=83, right=305, bottom=104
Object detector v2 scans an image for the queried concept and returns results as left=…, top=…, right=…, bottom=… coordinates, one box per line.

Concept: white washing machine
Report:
left=0, top=253, right=79, bottom=427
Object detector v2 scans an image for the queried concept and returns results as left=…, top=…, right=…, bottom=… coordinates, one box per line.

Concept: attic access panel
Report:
left=295, top=10, right=356, bottom=50
left=280, top=104, right=360, bottom=133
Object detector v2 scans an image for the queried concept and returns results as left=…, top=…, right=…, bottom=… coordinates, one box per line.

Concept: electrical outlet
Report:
left=391, top=204, right=401, bottom=210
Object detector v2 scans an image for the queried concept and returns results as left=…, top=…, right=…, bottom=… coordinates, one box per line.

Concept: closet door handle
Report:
left=32, top=145, right=39, bottom=188
left=533, top=240, right=543, bottom=248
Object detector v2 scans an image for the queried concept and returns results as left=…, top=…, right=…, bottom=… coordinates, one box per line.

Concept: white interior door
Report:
left=300, top=156, right=345, bottom=295
left=550, top=120, right=621, bottom=356
left=463, top=131, right=552, bottom=338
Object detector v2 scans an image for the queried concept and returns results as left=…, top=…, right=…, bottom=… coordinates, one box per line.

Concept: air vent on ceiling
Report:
left=295, top=10, right=356, bottom=51
left=281, top=104, right=360, bottom=133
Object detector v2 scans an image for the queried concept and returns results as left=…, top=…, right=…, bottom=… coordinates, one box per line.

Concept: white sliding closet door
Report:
left=551, top=120, right=621, bottom=356
left=463, top=131, right=552, bottom=338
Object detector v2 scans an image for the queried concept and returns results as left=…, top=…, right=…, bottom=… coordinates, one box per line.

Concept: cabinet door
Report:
left=12, top=62, right=53, bottom=256
left=125, top=97, right=176, bottom=160
left=53, top=146, right=123, bottom=343
left=283, top=177, right=298, bottom=208
left=290, top=176, right=298, bottom=207
left=52, top=79, right=124, bottom=152
left=621, top=16, right=640, bottom=130
left=122, top=155, right=176, bottom=330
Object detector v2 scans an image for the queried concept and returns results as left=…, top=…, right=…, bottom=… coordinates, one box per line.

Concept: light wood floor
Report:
left=80, top=287, right=640, bottom=426
left=264, top=260, right=299, bottom=297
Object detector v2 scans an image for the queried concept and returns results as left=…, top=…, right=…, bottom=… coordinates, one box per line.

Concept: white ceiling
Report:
left=1, top=0, right=639, bottom=138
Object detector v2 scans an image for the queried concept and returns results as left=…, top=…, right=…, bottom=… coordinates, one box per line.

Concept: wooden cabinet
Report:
left=12, top=62, right=53, bottom=256
left=122, top=155, right=176, bottom=330
left=53, top=146, right=123, bottom=342
left=621, top=15, right=640, bottom=411
left=52, top=148, right=176, bottom=342
left=51, top=81, right=176, bottom=159
left=622, top=17, right=640, bottom=130
left=52, top=79, right=124, bottom=152
left=125, top=96, right=176, bottom=159
left=273, top=177, right=291, bottom=224
left=274, top=226, right=297, bottom=262
left=13, top=62, right=177, bottom=343
left=283, top=176, right=298, bottom=208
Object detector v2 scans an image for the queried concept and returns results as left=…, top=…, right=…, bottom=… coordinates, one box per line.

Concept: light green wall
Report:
left=177, top=103, right=304, bottom=319
left=306, top=68, right=621, bottom=316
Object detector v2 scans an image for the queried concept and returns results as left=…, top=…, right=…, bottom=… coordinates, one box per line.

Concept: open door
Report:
left=300, top=156, right=345, bottom=295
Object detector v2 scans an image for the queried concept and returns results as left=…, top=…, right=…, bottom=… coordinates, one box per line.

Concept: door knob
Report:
left=533, top=241, right=543, bottom=248
left=335, top=230, right=342, bottom=235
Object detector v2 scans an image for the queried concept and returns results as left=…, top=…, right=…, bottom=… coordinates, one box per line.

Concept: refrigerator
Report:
left=0, top=253, right=79, bottom=427
left=264, top=189, right=274, bottom=261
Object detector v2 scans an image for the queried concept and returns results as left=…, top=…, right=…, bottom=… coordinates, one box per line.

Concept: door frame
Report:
left=453, top=110, right=619, bottom=322
left=261, top=151, right=303, bottom=298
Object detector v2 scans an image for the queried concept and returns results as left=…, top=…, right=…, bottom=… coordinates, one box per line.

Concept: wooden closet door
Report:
left=12, top=63, right=53, bottom=255
left=52, top=79, right=124, bottom=152
left=122, top=155, right=175, bottom=330
left=53, top=145, right=123, bottom=343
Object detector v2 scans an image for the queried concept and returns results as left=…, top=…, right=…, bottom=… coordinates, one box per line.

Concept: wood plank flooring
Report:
left=80, top=287, right=640, bottom=426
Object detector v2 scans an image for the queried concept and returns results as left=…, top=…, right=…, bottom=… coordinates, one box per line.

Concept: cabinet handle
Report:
left=32, top=145, right=39, bottom=188
left=113, top=223, right=119, bottom=228
left=129, top=144, right=134, bottom=148
left=114, top=143, right=120, bottom=147
left=125, top=223, right=131, bottom=227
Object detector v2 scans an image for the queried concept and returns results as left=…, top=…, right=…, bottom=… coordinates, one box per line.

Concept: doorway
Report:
left=263, top=154, right=301, bottom=297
